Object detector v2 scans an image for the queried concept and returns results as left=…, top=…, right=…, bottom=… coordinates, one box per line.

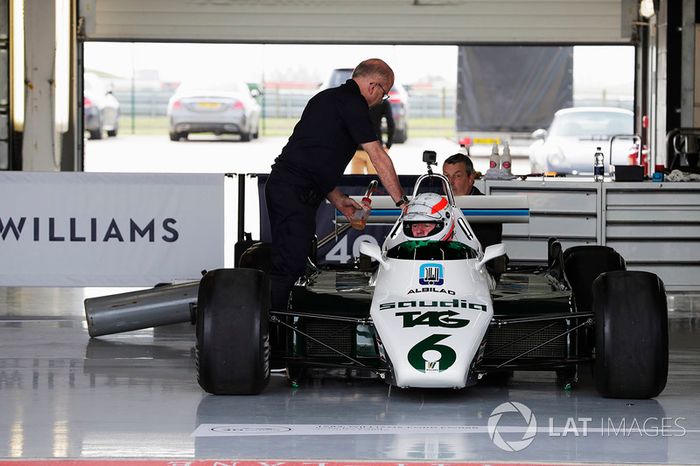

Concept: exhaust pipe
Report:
left=84, top=281, right=199, bottom=337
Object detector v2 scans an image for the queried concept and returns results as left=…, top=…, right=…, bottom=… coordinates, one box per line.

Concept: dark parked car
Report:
left=83, top=72, right=120, bottom=140
left=322, top=68, right=409, bottom=143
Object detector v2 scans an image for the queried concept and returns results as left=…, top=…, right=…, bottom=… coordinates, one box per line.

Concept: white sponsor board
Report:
left=0, top=172, right=224, bottom=286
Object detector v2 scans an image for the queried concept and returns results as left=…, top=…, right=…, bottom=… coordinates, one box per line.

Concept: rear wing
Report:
left=336, top=195, right=529, bottom=225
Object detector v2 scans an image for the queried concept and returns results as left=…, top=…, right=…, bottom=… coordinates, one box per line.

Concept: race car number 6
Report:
left=408, top=334, right=457, bottom=372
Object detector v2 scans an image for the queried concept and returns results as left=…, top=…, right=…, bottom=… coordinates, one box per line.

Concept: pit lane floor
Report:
left=1, top=287, right=699, bottom=465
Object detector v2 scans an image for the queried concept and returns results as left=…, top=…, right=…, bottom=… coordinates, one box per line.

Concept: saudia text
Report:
left=379, top=299, right=487, bottom=312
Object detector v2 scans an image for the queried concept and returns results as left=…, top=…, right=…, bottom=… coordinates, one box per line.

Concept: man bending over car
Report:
left=266, top=58, right=408, bottom=312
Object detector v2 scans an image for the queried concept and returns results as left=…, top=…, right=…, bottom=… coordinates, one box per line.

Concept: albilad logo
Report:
left=488, top=401, right=537, bottom=452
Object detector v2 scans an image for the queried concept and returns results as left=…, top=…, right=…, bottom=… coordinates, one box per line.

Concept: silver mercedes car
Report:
left=167, top=79, right=261, bottom=142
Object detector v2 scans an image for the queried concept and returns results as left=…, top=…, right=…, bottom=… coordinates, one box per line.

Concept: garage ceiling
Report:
left=79, top=0, right=636, bottom=44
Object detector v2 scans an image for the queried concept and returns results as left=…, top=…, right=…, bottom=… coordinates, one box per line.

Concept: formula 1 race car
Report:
left=193, top=156, right=669, bottom=399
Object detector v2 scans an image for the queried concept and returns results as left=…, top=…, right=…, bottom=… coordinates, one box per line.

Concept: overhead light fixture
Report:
left=54, top=0, right=70, bottom=133
left=10, top=0, right=25, bottom=132
left=640, top=0, right=655, bottom=19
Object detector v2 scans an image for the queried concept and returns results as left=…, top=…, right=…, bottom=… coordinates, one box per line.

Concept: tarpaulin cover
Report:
left=457, top=46, right=573, bottom=133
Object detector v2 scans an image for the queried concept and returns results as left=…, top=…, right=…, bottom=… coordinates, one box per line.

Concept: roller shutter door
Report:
left=79, top=0, right=636, bottom=44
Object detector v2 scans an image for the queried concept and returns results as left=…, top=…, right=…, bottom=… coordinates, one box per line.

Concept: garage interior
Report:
left=2, top=0, right=700, bottom=464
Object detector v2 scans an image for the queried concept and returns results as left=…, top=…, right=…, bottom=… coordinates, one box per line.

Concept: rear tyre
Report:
left=239, top=242, right=272, bottom=274
left=169, top=132, right=179, bottom=141
left=563, top=245, right=626, bottom=312
left=593, top=270, right=668, bottom=399
left=196, top=268, right=271, bottom=395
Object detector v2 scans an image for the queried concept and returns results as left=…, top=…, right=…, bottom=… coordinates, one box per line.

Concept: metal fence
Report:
left=112, top=87, right=457, bottom=119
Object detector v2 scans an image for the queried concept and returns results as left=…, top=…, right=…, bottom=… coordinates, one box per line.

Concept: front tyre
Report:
left=196, top=268, right=271, bottom=395
left=593, top=270, right=668, bottom=399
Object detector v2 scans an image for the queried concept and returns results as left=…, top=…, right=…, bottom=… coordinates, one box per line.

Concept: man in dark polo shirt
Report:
left=266, top=58, right=407, bottom=311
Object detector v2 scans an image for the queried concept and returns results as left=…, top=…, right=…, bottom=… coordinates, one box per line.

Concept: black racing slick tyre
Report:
left=593, top=270, right=668, bottom=399
left=196, top=268, right=271, bottom=395
left=563, top=245, right=626, bottom=312
left=239, top=242, right=272, bottom=274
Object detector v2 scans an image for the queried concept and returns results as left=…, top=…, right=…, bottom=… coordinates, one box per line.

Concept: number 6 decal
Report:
left=408, top=334, right=457, bottom=372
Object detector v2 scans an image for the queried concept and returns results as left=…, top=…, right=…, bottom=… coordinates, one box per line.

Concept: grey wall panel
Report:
left=604, top=183, right=700, bottom=291
left=607, top=240, right=700, bottom=263
left=0, top=114, right=7, bottom=139
left=504, top=214, right=597, bottom=239
left=606, top=190, right=700, bottom=205
left=607, top=209, right=700, bottom=222
left=0, top=142, right=7, bottom=169
left=500, top=238, right=596, bottom=262
left=489, top=183, right=598, bottom=213
left=79, top=0, right=630, bottom=44
left=0, top=49, right=7, bottom=106
left=0, top=0, right=7, bottom=39
left=628, top=264, right=700, bottom=289
left=487, top=180, right=601, bottom=264
left=607, top=223, right=700, bottom=238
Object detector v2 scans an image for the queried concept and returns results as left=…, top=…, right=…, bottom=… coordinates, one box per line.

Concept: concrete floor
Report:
left=1, top=287, right=699, bottom=464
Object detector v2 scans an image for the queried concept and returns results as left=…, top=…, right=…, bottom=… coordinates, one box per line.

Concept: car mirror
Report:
left=359, top=242, right=390, bottom=270
left=531, top=129, right=547, bottom=140
left=476, top=243, right=506, bottom=272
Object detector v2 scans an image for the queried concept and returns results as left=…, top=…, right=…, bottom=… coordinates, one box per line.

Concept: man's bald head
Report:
left=352, top=58, right=395, bottom=108
left=353, top=59, right=394, bottom=86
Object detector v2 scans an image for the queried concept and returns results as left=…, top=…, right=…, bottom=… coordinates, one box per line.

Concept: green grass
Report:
left=119, top=116, right=455, bottom=138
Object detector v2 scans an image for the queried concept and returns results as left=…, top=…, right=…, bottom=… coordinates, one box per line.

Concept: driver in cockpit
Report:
left=403, top=192, right=455, bottom=241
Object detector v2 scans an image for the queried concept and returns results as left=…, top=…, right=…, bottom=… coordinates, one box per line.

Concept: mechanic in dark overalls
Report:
left=266, top=58, right=408, bottom=311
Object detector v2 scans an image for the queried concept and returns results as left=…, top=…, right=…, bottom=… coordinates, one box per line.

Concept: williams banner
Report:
left=0, top=172, right=224, bottom=286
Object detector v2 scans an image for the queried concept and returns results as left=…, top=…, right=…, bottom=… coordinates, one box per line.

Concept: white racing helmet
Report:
left=402, top=192, right=455, bottom=241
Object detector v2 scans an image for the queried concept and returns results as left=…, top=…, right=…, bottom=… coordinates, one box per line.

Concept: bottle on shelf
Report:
left=594, top=147, right=605, bottom=182
left=489, top=143, right=500, bottom=170
left=501, top=141, right=512, bottom=175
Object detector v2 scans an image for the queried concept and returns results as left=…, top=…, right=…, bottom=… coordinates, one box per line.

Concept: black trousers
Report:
left=265, top=172, right=323, bottom=311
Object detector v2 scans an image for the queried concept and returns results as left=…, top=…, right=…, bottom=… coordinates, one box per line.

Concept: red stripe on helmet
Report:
left=440, top=222, right=455, bottom=241
left=431, top=197, right=448, bottom=214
